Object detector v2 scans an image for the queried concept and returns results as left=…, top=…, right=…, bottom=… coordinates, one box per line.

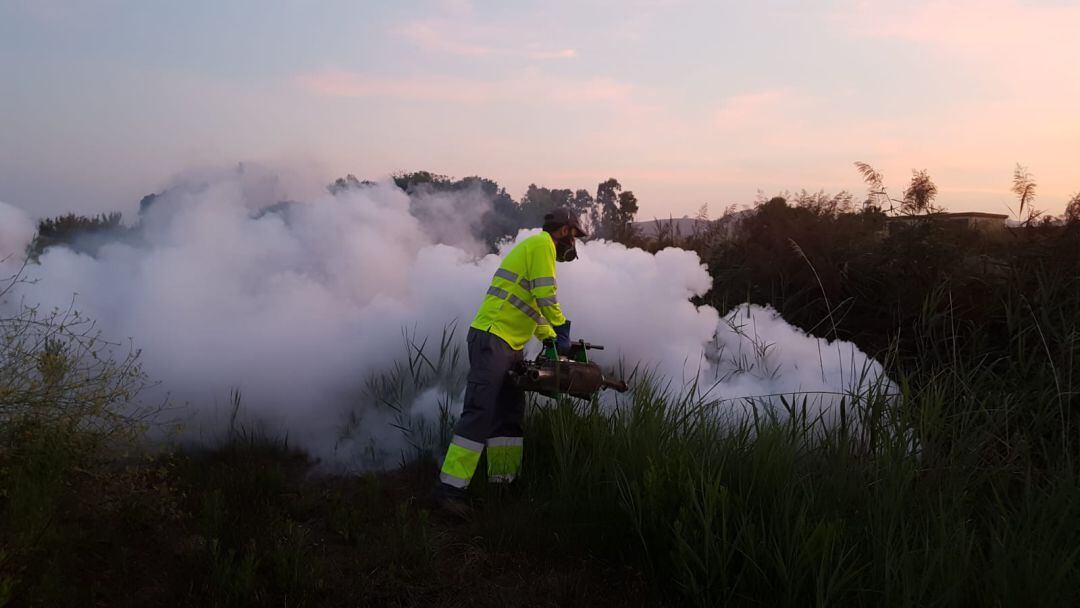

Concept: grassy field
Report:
left=3, top=217, right=1079, bottom=606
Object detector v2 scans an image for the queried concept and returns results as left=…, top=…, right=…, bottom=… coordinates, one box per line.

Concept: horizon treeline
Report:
left=23, top=163, right=1080, bottom=261
left=24, top=169, right=642, bottom=258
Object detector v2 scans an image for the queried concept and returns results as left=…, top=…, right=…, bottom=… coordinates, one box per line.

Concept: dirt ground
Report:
left=8, top=444, right=649, bottom=608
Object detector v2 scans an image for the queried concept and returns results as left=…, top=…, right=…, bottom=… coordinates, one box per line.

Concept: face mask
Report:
left=555, top=236, right=578, bottom=262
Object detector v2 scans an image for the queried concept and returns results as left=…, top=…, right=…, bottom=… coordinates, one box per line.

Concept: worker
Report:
left=435, top=207, right=586, bottom=516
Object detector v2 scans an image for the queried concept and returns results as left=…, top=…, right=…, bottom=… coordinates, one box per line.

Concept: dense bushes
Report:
left=0, top=268, right=154, bottom=605
left=520, top=199, right=1080, bottom=606
left=696, top=198, right=1080, bottom=364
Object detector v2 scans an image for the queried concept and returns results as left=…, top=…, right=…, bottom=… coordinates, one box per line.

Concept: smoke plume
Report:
left=0, top=170, right=891, bottom=467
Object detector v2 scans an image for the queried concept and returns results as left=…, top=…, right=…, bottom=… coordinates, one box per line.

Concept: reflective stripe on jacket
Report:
left=470, top=231, right=567, bottom=350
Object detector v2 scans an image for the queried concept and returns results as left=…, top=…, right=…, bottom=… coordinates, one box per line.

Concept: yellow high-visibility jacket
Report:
left=471, top=231, right=567, bottom=350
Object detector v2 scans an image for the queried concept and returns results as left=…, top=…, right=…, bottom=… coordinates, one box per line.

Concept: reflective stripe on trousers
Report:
left=485, top=436, right=523, bottom=483
left=438, top=435, right=524, bottom=487
left=439, top=435, right=484, bottom=488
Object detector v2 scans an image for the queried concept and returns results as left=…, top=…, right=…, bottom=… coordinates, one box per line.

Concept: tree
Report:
left=327, top=170, right=523, bottom=250
left=29, top=213, right=127, bottom=259
left=327, top=174, right=374, bottom=195
left=569, top=189, right=596, bottom=233
left=901, top=169, right=939, bottom=215
left=518, top=184, right=599, bottom=235
left=138, top=193, right=159, bottom=215
left=614, top=190, right=640, bottom=243
left=793, top=190, right=856, bottom=217
left=594, top=178, right=621, bottom=239
left=592, top=178, right=638, bottom=243
left=478, top=184, right=521, bottom=249
left=1065, top=192, right=1080, bottom=225
left=519, top=184, right=559, bottom=227
left=392, top=170, right=452, bottom=193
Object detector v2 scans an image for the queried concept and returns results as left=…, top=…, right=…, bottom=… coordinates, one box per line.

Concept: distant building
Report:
left=886, top=212, right=1009, bottom=234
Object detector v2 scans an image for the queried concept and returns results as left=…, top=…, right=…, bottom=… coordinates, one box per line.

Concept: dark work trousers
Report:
left=459, top=327, right=525, bottom=442
left=438, top=327, right=526, bottom=490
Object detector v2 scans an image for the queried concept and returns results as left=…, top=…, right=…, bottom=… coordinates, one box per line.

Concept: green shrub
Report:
left=0, top=265, right=156, bottom=605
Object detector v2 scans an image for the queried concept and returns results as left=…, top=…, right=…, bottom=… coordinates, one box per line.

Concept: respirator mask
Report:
left=544, top=208, right=585, bottom=262
left=555, top=235, right=578, bottom=262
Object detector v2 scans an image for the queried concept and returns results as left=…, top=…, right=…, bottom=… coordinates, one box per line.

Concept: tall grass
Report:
left=345, top=226, right=1080, bottom=605
left=338, top=324, right=464, bottom=467
left=520, top=326, right=1078, bottom=605
left=514, top=229, right=1080, bottom=606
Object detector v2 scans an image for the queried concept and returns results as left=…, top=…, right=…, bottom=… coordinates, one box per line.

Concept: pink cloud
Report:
left=394, top=21, right=495, bottom=57
left=713, top=90, right=792, bottom=129
left=436, top=0, right=474, bottom=16
left=834, top=0, right=1080, bottom=91
left=298, top=69, right=494, bottom=103
left=839, top=0, right=1080, bottom=45
left=298, top=68, right=649, bottom=112
left=392, top=13, right=577, bottom=61
left=530, top=48, right=578, bottom=60
left=553, top=78, right=636, bottom=104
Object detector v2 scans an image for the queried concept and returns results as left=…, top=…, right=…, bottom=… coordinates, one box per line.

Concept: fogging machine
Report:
left=507, top=339, right=628, bottom=401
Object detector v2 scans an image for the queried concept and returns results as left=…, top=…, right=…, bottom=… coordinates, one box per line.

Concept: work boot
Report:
left=433, top=483, right=473, bottom=519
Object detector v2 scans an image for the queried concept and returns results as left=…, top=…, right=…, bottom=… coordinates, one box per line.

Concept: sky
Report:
left=2, top=0, right=1078, bottom=220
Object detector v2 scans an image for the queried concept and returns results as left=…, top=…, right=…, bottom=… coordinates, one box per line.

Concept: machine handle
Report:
left=575, top=339, right=604, bottom=351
